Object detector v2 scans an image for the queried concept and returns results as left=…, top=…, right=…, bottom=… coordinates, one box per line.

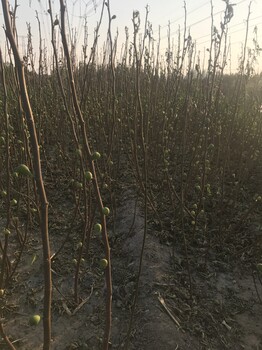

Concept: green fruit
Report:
left=100, top=258, right=108, bottom=269
left=11, top=199, right=17, bottom=206
left=92, top=151, right=101, bottom=160
left=0, top=289, right=5, bottom=297
left=76, top=148, right=82, bottom=157
left=257, top=263, right=262, bottom=273
left=1, top=190, right=7, bottom=197
left=3, top=228, right=11, bottom=235
left=94, top=223, right=102, bottom=233
left=16, top=164, right=33, bottom=177
left=72, top=259, right=77, bottom=265
left=76, top=242, right=83, bottom=249
left=29, top=314, right=41, bottom=326
left=102, top=207, right=110, bottom=216
left=85, top=171, right=93, bottom=181
left=74, top=181, right=83, bottom=189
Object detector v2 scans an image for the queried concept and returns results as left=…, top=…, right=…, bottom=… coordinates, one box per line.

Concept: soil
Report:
left=1, top=162, right=262, bottom=350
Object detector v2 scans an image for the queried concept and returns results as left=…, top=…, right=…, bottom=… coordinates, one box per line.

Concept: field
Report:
left=0, top=1, right=262, bottom=349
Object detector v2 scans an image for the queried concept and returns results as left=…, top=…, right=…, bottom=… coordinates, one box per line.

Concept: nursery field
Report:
left=0, top=1, right=262, bottom=349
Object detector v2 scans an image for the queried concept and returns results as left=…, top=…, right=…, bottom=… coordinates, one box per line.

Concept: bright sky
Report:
left=1, top=0, right=262, bottom=73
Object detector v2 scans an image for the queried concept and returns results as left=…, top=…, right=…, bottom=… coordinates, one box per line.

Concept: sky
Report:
left=0, top=0, right=262, bottom=74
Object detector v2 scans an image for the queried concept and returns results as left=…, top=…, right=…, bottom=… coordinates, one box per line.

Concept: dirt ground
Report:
left=1, top=161, right=262, bottom=349
left=1, top=185, right=261, bottom=350
left=111, top=189, right=262, bottom=350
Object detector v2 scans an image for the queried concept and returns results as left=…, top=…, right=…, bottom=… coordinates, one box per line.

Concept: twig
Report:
left=252, top=270, right=262, bottom=304
left=0, top=321, right=16, bottom=350
left=157, top=293, right=182, bottom=329
left=62, top=286, right=94, bottom=316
